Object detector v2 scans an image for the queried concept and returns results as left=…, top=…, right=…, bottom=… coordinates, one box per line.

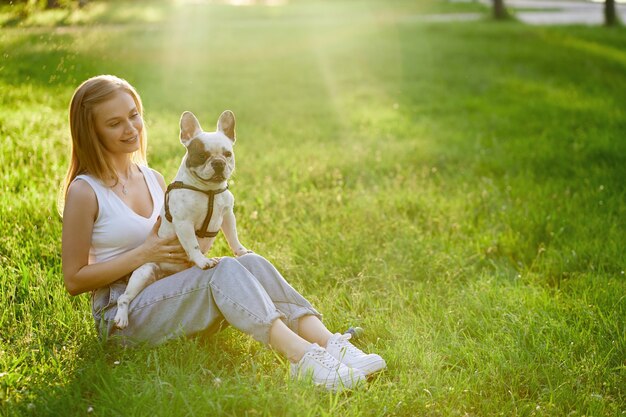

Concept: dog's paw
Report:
left=114, top=297, right=130, bottom=329
left=234, top=248, right=253, bottom=257
left=195, top=257, right=220, bottom=270
left=114, top=310, right=129, bottom=329
left=206, top=257, right=220, bottom=268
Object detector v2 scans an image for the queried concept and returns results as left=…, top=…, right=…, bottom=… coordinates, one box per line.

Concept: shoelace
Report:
left=333, top=334, right=366, bottom=357
left=309, top=346, right=341, bottom=369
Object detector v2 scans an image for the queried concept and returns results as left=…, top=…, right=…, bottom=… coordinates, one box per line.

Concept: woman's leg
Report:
left=96, top=256, right=366, bottom=389
left=269, top=319, right=310, bottom=363
left=98, top=258, right=317, bottom=364
left=298, top=315, right=333, bottom=348
left=235, top=253, right=330, bottom=339
left=100, top=258, right=282, bottom=347
left=236, top=254, right=336, bottom=348
left=234, top=254, right=386, bottom=376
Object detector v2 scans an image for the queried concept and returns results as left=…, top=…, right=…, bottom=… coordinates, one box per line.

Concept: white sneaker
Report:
left=290, top=343, right=366, bottom=391
left=326, top=333, right=386, bottom=376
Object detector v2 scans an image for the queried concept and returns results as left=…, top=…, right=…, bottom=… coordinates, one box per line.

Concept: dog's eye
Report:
left=224, top=151, right=232, bottom=158
left=191, top=153, right=209, bottom=164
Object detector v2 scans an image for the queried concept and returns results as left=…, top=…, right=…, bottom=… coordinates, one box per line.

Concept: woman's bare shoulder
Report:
left=67, top=178, right=96, bottom=199
left=65, top=178, right=98, bottom=219
left=150, top=168, right=167, bottom=191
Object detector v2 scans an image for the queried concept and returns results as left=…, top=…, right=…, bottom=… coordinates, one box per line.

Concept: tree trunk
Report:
left=46, top=0, right=60, bottom=9
left=605, top=0, right=620, bottom=26
left=493, top=0, right=508, bottom=20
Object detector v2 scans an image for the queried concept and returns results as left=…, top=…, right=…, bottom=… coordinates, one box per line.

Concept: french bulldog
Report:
left=114, top=110, right=251, bottom=329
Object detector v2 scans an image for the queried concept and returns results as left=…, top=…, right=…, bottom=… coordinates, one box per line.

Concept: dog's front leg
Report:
left=173, top=219, right=218, bottom=269
left=222, top=208, right=251, bottom=257
left=114, top=263, right=159, bottom=329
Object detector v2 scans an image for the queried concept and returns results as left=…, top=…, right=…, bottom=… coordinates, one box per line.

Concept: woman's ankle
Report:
left=269, top=319, right=310, bottom=363
left=298, top=315, right=333, bottom=347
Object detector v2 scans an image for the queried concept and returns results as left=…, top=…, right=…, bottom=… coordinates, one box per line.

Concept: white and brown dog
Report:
left=114, top=110, right=251, bottom=329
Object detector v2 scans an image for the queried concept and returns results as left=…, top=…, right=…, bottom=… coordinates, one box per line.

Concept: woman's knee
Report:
left=237, top=254, right=291, bottom=292
left=237, top=253, right=279, bottom=279
left=202, top=257, right=236, bottom=284
left=236, top=252, right=267, bottom=268
left=212, top=256, right=245, bottom=277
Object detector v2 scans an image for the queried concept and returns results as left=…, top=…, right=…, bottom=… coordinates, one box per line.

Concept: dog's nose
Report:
left=212, top=160, right=225, bottom=172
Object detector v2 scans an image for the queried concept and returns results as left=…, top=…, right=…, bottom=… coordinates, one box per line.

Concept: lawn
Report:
left=0, top=0, right=625, bottom=416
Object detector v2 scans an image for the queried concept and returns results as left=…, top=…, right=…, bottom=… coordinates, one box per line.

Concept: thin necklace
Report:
left=116, top=165, right=133, bottom=196
left=119, top=178, right=129, bottom=195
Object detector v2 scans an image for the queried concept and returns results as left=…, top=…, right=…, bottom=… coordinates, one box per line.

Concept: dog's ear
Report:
left=180, top=111, right=203, bottom=145
left=217, top=110, right=236, bottom=142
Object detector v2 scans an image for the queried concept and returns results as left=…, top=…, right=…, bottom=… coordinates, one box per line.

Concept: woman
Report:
left=60, top=75, right=385, bottom=391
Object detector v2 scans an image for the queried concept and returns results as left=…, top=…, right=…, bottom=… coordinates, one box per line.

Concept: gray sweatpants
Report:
left=91, top=254, right=321, bottom=346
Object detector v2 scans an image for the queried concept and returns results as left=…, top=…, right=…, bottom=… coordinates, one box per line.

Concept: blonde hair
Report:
left=58, top=75, right=148, bottom=214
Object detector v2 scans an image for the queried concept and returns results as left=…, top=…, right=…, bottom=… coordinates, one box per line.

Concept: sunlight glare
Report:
left=228, top=0, right=288, bottom=5
left=176, top=0, right=288, bottom=5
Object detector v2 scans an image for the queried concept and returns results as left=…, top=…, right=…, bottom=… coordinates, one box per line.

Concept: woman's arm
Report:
left=61, top=179, right=187, bottom=296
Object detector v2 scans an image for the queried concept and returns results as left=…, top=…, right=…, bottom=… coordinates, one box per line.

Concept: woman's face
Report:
left=93, top=90, right=143, bottom=156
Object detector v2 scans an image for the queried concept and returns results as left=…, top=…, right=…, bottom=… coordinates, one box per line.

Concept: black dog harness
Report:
left=164, top=181, right=229, bottom=238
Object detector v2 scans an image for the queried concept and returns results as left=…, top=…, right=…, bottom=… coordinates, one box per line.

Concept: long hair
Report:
left=58, top=75, right=148, bottom=215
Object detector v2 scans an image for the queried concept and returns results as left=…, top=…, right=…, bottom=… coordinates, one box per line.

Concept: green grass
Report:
left=1, top=0, right=625, bottom=416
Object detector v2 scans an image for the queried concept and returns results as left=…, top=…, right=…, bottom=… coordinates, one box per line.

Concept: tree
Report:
left=493, top=0, right=509, bottom=20
left=46, top=0, right=60, bottom=8
left=605, top=0, right=621, bottom=26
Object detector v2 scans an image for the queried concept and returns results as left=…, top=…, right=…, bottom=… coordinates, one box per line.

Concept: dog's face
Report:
left=180, top=110, right=236, bottom=183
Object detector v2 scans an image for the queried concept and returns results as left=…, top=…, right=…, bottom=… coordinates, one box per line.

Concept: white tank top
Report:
left=73, top=165, right=164, bottom=264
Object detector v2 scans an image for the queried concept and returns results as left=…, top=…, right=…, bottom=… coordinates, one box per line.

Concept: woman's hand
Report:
left=141, top=217, right=189, bottom=264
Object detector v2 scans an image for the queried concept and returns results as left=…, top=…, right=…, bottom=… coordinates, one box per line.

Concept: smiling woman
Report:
left=61, top=75, right=148, bottom=206
left=93, top=92, right=142, bottom=157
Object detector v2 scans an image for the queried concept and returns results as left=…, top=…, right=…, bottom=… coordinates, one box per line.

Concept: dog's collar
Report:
left=164, top=181, right=229, bottom=238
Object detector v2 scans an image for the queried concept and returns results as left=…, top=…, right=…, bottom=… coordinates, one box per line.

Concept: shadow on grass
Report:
left=18, top=328, right=261, bottom=416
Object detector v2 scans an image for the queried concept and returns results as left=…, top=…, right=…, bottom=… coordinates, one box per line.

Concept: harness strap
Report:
left=164, top=181, right=229, bottom=238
